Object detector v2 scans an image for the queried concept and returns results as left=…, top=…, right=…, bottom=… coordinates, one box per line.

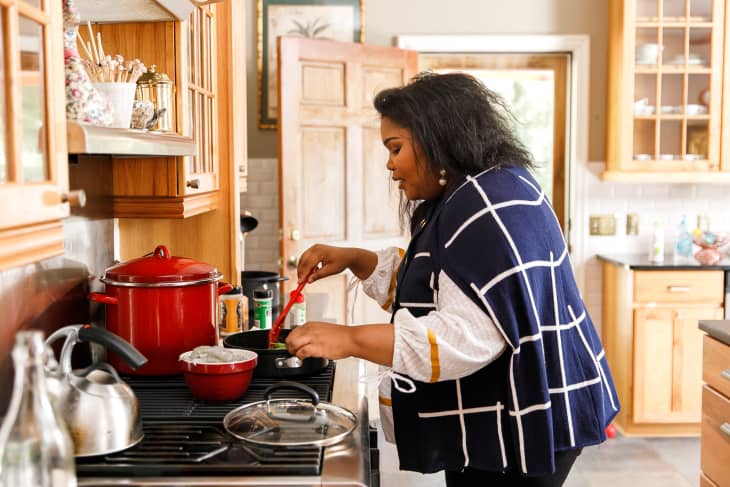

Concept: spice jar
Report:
left=136, top=64, right=173, bottom=132
left=286, top=290, right=306, bottom=329
left=253, top=287, right=273, bottom=330
left=218, top=286, right=245, bottom=337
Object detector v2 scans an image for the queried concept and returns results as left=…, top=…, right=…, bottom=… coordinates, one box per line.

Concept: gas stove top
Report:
left=76, top=364, right=336, bottom=479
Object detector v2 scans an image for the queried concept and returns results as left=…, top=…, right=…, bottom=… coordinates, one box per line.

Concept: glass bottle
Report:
left=0, top=330, right=76, bottom=487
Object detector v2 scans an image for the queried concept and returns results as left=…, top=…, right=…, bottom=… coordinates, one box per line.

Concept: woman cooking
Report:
left=286, top=72, right=619, bottom=487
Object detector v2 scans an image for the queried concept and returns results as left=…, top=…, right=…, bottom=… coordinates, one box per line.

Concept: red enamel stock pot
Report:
left=89, top=245, right=233, bottom=375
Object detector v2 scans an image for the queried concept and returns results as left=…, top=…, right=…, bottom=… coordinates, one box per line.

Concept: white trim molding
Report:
left=396, top=34, right=591, bottom=294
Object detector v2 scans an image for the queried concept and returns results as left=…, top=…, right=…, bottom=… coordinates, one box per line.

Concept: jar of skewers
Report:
left=76, top=22, right=146, bottom=128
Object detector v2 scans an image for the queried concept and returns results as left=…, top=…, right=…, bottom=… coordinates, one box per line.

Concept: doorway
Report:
left=418, top=53, right=568, bottom=231
left=397, top=35, right=590, bottom=291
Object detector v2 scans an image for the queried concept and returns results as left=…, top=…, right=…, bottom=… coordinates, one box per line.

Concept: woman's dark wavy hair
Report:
left=373, top=71, right=534, bottom=230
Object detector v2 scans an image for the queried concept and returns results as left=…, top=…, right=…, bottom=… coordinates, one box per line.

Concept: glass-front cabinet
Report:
left=0, top=0, right=68, bottom=268
left=182, top=3, right=218, bottom=195
left=604, top=0, right=730, bottom=181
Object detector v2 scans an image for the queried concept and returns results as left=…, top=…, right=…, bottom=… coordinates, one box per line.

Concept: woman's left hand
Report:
left=285, top=322, right=354, bottom=360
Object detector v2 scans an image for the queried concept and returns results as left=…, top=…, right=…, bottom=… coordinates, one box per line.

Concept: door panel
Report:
left=361, top=67, right=403, bottom=107
left=633, top=307, right=673, bottom=422
left=301, top=62, right=345, bottom=105
left=278, top=37, right=417, bottom=324
left=362, top=127, right=400, bottom=238
left=300, top=127, right=346, bottom=241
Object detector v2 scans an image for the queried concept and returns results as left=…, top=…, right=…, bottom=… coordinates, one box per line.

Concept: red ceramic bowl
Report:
left=179, top=349, right=258, bottom=402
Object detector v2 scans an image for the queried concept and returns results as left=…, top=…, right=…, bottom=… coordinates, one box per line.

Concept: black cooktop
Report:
left=76, top=363, right=336, bottom=477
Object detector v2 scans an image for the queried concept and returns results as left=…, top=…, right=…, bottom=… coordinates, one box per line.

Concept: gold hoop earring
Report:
left=438, top=169, right=447, bottom=187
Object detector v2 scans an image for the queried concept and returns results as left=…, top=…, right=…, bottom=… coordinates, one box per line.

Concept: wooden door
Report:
left=0, top=0, right=68, bottom=269
left=278, top=37, right=417, bottom=324
left=417, top=53, right=569, bottom=232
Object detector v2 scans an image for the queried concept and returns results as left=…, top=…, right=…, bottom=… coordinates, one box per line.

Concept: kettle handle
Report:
left=46, top=324, right=148, bottom=375
left=77, top=325, right=148, bottom=370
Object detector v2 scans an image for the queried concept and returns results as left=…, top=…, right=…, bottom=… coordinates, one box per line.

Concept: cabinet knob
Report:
left=289, top=229, right=300, bottom=241
left=186, top=179, right=200, bottom=189
left=61, top=190, right=87, bottom=208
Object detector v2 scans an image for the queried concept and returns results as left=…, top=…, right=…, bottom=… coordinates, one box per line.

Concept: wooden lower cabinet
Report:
left=602, top=262, right=724, bottom=435
left=701, top=336, right=730, bottom=486
left=633, top=307, right=717, bottom=424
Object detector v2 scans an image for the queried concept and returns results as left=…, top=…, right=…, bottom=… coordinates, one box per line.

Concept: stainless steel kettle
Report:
left=45, top=325, right=148, bottom=457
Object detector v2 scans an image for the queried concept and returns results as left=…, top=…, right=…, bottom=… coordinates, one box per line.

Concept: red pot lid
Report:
left=103, top=245, right=222, bottom=284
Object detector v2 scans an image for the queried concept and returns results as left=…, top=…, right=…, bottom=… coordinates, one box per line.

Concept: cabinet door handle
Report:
left=722, top=369, right=730, bottom=381
left=667, top=285, right=690, bottom=293
left=721, top=423, right=730, bottom=438
left=186, top=179, right=200, bottom=189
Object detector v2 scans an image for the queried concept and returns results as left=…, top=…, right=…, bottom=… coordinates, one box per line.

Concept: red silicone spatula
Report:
left=268, top=265, right=317, bottom=349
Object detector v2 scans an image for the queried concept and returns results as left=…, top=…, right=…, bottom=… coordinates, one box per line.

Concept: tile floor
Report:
left=377, top=429, right=701, bottom=487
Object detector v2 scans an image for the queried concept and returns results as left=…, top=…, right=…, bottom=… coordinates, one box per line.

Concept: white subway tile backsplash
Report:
left=578, top=162, right=730, bottom=333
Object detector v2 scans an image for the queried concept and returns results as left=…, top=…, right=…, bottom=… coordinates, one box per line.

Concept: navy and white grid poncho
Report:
left=385, top=166, right=619, bottom=475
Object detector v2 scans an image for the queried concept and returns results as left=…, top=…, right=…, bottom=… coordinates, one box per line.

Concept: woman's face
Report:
left=381, top=117, right=444, bottom=201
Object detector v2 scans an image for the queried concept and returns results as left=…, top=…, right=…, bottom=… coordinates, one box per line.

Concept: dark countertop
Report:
left=597, top=254, right=730, bottom=271
left=699, top=320, right=730, bottom=346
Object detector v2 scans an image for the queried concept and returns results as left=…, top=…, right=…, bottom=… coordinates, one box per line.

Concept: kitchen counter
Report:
left=699, top=320, right=730, bottom=346
left=78, top=357, right=373, bottom=486
left=597, top=254, right=730, bottom=270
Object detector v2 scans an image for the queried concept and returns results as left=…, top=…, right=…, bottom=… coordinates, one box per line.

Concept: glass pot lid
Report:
left=223, top=381, right=357, bottom=447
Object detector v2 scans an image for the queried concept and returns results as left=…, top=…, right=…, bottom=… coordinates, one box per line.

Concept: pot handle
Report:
left=217, top=282, right=234, bottom=295
left=77, top=324, right=148, bottom=370
left=264, top=380, right=319, bottom=405
left=89, top=292, right=118, bottom=305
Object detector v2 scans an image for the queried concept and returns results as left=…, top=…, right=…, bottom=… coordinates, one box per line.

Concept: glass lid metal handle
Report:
left=264, top=381, right=320, bottom=422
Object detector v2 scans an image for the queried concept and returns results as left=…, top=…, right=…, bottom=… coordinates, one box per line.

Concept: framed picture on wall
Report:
left=257, top=0, right=364, bottom=129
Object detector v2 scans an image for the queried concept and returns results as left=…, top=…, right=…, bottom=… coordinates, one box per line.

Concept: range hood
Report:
left=75, top=0, right=195, bottom=23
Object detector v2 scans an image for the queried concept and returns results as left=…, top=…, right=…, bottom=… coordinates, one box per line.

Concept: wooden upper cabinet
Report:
left=604, top=0, right=730, bottom=182
left=0, top=0, right=69, bottom=269
left=83, top=3, right=220, bottom=219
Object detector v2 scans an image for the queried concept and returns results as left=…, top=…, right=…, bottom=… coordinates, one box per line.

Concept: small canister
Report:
left=218, top=286, right=244, bottom=336
left=286, top=291, right=306, bottom=329
left=136, top=64, right=173, bottom=132
left=253, top=287, right=273, bottom=330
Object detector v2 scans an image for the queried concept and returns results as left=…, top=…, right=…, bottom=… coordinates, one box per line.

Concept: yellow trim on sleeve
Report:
left=427, top=328, right=440, bottom=383
left=379, top=396, right=393, bottom=407
left=381, top=248, right=406, bottom=311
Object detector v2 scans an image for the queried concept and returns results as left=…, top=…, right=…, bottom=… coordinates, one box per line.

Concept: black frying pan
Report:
left=222, top=329, right=329, bottom=378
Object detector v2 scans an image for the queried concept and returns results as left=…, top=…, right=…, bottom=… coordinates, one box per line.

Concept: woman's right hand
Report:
left=297, top=244, right=353, bottom=284
left=297, top=244, right=378, bottom=284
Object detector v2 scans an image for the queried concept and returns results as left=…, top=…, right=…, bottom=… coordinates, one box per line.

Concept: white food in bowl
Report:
left=179, top=346, right=256, bottom=365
